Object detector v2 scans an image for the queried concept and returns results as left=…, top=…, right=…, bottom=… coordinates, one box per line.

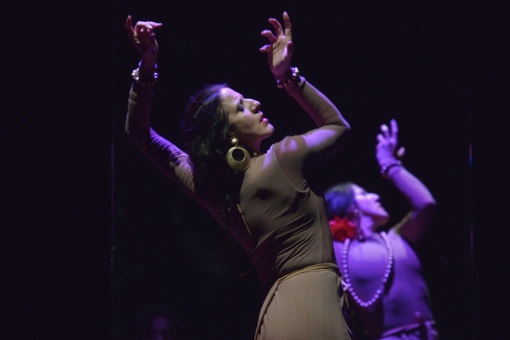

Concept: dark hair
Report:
left=180, top=83, right=239, bottom=229
left=324, top=181, right=357, bottom=220
left=180, top=84, right=250, bottom=277
left=180, top=83, right=232, bottom=196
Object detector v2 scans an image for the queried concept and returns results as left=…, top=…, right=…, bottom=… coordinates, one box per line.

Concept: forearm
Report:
left=125, top=83, right=196, bottom=197
left=274, top=78, right=351, bottom=171
left=125, top=83, right=154, bottom=135
left=387, top=165, right=436, bottom=243
left=286, top=78, right=350, bottom=132
left=385, top=165, right=436, bottom=211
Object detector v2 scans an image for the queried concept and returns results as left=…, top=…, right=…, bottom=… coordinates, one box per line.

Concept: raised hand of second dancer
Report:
left=376, top=119, right=405, bottom=168
left=259, top=11, right=294, bottom=79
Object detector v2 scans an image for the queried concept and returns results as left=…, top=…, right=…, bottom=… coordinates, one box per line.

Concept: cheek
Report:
left=227, top=116, right=242, bottom=132
left=237, top=118, right=256, bottom=133
left=356, top=199, right=373, bottom=213
left=354, top=197, right=365, bottom=208
left=359, top=204, right=369, bottom=213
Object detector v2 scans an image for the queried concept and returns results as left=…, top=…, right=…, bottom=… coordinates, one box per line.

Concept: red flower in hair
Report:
left=329, top=215, right=357, bottom=242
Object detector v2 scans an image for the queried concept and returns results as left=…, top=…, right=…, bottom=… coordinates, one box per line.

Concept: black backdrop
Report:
left=4, top=0, right=507, bottom=339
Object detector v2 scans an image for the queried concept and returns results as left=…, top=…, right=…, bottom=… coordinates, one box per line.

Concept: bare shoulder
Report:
left=387, top=228, right=406, bottom=243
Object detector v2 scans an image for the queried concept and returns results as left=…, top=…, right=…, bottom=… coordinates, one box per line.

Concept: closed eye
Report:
left=235, top=97, right=245, bottom=112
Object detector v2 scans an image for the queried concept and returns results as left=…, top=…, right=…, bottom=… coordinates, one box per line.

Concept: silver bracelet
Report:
left=275, top=67, right=300, bottom=89
left=131, top=68, right=159, bottom=86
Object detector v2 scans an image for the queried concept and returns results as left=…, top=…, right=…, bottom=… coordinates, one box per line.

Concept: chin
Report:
left=264, top=126, right=275, bottom=138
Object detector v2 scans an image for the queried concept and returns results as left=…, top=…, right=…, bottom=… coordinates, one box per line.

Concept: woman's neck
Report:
left=358, top=216, right=377, bottom=239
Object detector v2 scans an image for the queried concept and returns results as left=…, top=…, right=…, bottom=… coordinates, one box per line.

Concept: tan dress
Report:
left=126, top=78, right=352, bottom=339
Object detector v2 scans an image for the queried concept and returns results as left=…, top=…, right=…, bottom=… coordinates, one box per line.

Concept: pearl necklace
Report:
left=341, top=231, right=394, bottom=308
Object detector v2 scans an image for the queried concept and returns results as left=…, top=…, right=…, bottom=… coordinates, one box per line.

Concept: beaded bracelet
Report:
left=275, top=67, right=300, bottom=89
left=131, top=68, right=159, bottom=86
left=380, top=160, right=402, bottom=178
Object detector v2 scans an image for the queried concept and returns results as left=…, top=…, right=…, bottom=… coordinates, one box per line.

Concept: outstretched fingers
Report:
left=267, top=12, right=292, bottom=39
left=125, top=15, right=134, bottom=39
left=267, top=17, right=283, bottom=37
left=259, top=11, right=293, bottom=54
left=259, top=44, right=270, bottom=53
left=379, top=119, right=406, bottom=158
left=390, top=119, right=405, bottom=158
left=260, top=29, right=277, bottom=44
left=396, top=146, right=406, bottom=158
left=390, top=119, right=399, bottom=141
left=380, top=123, right=390, bottom=139
left=282, top=11, right=292, bottom=41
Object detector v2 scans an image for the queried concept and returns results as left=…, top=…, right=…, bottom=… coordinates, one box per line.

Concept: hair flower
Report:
left=329, top=215, right=357, bottom=242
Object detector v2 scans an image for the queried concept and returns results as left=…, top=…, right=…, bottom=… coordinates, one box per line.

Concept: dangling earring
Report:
left=226, top=138, right=250, bottom=172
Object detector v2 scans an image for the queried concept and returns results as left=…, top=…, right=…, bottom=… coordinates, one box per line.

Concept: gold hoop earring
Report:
left=226, top=138, right=250, bottom=172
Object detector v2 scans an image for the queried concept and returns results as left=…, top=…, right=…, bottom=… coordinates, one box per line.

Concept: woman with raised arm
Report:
left=124, top=12, right=352, bottom=339
left=325, top=119, right=438, bottom=340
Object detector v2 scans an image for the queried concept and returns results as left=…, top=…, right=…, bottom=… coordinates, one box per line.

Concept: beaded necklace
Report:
left=341, top=231, right=394, bottom=308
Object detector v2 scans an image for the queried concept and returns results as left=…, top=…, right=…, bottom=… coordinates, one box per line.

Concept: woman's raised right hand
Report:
left=125, top=15, right=163, bottom=68
left=259, top=11, right=294, bottom=79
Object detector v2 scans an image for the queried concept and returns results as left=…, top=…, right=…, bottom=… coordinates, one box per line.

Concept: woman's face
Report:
left=220, top=88, right=274, bottom=150
left=352, top=184, right=389, bottom=227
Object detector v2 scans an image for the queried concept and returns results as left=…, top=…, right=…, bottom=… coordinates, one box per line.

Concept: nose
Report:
left=246, top=98, right=260, bottom=113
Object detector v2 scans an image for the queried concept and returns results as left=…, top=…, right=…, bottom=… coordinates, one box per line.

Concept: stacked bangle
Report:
left=131, top=68, right=159, bottom=86
left=275, top=67, right=300, bottom=89
left=380, top=160, right=402, bottom=178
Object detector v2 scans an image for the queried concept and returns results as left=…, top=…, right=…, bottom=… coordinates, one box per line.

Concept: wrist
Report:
left=131, top=67, right=159, bottom=86
left=138, top=61, right=158, bottom=72
left=380, top=160, right=402, bottom=179
left=275, top=67, right=300, bottom=89
left=273, top=68, right=292, bottom=81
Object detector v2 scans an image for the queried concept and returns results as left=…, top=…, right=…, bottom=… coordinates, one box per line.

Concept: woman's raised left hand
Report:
left=125, top=15, right=163, bottom=68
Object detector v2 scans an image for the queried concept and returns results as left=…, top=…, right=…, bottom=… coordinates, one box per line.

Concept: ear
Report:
left=347, top=208, right=361, bottom=221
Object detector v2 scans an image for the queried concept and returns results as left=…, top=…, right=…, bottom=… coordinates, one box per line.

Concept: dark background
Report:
left=3, top=0, right=507, bottom=339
